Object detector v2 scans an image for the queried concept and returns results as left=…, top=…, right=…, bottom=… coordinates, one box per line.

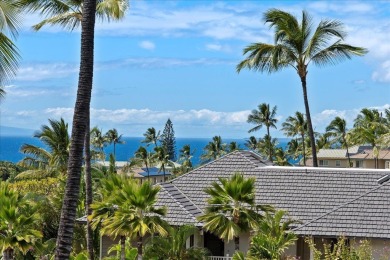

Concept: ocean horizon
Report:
left=0, top=136, right=290, bottom=166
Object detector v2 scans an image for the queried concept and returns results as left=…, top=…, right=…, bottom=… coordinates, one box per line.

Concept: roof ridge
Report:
left=293, top=181, right=390, bottom=232
left=236, top=150, right=269, bottom=168
left=170, top=150, right=243, bottom=182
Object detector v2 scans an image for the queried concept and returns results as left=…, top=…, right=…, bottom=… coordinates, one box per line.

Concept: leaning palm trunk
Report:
left=85, top=108, right=94, bottom=260
left=120, top=235, right=126, bottom=260
left=301, top=133, right=306, bottom=166
left=267, top=127, right=272, bottom=161
left=55, top=0, right=97, bottom=258
left=344, top=136, right=351, bottom=167
left=300, top=75, right=317, bottom=167
left=137, top=235, right=143, bottom=260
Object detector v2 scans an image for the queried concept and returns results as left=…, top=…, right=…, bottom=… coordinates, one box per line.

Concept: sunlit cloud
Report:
left=139, top=40, right=155, bottom=50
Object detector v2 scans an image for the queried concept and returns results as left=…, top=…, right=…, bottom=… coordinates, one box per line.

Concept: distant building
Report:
left=132, top=167, right=173, bottom=184
left=307, top=145, right=390, bottom=169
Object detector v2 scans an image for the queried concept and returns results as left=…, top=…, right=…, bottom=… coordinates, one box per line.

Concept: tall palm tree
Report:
left=237, top=9, right=367, bottom=167
left=200, top=136, right=227, bottom=163
left=0, top=182, right=42, bottom=260
left=273, top=148, right=290, bottom=166
left=134, top=146, right=154, bottom=180
left=326, top=117, right=351, bottom=166
left=286, top=138, right=301, bottom=163
left=178, top=144, right=194, bottom=173
left=197, top=173, right=272, bottom=242
left=105, top=128, right=125, bottom=159
left=0, top=0, right=21, bottom=98
left=154, top=146, right=172, bottom=181
left=245, top=136, right=259, bottom=151
left=247, top=103, right=278, bottom=160
left=282, top=112, right=307, bottom=166
left=144, top=225, right=209, bottom=260
left=90, top=126, right=108, bottom=161
left=19, top=118, right=70, bottom=174
left=257, top=134, right=278, bottom=161
left=142, top=127, right=161, bottom=147
left=19, top=1, right=129, bottom=257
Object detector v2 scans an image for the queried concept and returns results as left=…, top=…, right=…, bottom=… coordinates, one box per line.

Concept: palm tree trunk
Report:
left=146, top=162, right=150, bottom=181
left=301, top=133, right=306, bottom=166
left=300, top=75, right=318, bottom=167
left=267, top=127, right=272, bottom=161
left=344, top=136, right=351, bottom=167
left=137, top=235, right=143, bottom=260
left=163, top=164, right=166, bottom=181
left=84, top=110, right=94, bottom=260
left=3, top=248, right=13, bottom=260
left=120, top=235, right=126, bottom=260
left=55, top=0, right=96, bottom=258
left=113, top=143, right=116, bottom=159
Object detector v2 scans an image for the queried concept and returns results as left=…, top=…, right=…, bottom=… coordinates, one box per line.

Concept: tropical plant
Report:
left=178, top=144, right=194, bottom=173
left=19, top=118, right=70, bottom=175
left=245, top=136, right=259, bottom=151
left=95, top=179, right=169, bottom=259
left=198, top=173, right=272, bottom=242
left=0, top=182, right=42, bottom=260
left=282, top=112, right=307, bottom=166
left=144, top=224, right=209, bottom=260
left=0, top=161, right=24, bottom=181
left=316, top=132, right=332, bottom=151
left=237, top=9, right=367, bottom=167
left=90, top=126, right=108, bottom=161
left=247, top=210, right=297, bottom=259
left=0, top=0, right=21, bottom=97
left=200, top=136, right=227, bottom=163
left=273, top=147, right=290, bottom=166
left=19, top=0, right=129, bottom=257
left=105, top=128, right=124, bottom=159
left=161, top=118, right=177, bottom=161
left=286, top=138, right=301, bottom=163
left=142, top=127, right=161, bottom=147
left=228, top=141, right=241, bottom=152
left=154, top=146, right=174, bottom=181
left=326, top=117, right=351, bottom=166
left=103, top=238, right=137, bottom=260
left=134, top=146, right=154, bottom=180
left=247, top=103, right=278, bottom=160
left=257, top=134, right=278, bottom=161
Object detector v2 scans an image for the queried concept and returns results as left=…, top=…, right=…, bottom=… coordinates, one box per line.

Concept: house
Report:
left=132, top=167, right=173, bottom=184
left=309, top=145, right=390, bottom=169
left=98, top=151, right=390, bottom=259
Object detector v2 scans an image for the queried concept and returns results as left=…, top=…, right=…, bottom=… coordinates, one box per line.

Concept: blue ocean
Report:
left=0, top=136, right=289, bottom=166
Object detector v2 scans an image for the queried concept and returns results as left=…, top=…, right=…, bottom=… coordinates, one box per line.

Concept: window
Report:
left=189, top=234, right=194, bottom=248
left=335, top=160, right=341, bottom=167
left=385, top=161, right=390, bottom=169
left=319, top=160, right=328, bottom=166
left=355, top=160, right=363, bottom=168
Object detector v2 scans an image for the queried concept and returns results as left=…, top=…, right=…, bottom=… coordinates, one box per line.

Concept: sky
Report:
left=0, top=0, right=389, bottom=138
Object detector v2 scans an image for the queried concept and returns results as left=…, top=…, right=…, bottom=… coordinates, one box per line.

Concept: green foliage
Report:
left=103, top=238, right=137, bottom=260
left=161, top=118, right=177, bottom=161
left=306, top=236, right=373, bottom=260
left=248, top=210, right=297, bottom=259
left=0, top=161, right=24, bottom=181
left=9, top=177, right=61, bottom=196
left=0, top=182, right=42, bottom=258
left=144, top=225, right=209, bottom=260
left=200, top=136, right=227, bottom=163
left=198, top=172, right=272, bottom=241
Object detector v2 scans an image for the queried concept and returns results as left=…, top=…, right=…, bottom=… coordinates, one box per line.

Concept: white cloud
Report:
left=205, top=43, right=231, bottom=52
left=17, top=63, right=78, bottom=81
left=372, top=60, right=390, bottom=83
left=311, top=104, right=390, bottom=132
left=139, top=40, right=155, bottom=50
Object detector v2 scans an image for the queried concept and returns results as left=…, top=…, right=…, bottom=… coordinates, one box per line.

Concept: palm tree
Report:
left=273, top=147, right=290, bottom=166
left=200, top=136, right=227, bottom=163
left=0, top=0, right=20, bottom=98
left=282, top=112, right=308, bottom=166
left=105, top=128, right=125, bottom=159
left=19, top=118, right=70, bottom=174
left=98, top=180, right=169, bottom=259
left=144, top=224, right=209, bottom=260
left=248, top=210, right=297, bottom=259
left=198, top=173, right=272, bottom=242
left=90, top=126, right=108, bottom=161
left=326, top=117, right=351, bottom=166
left=350, top=108, right=387, bottom=168
left=237, top=9, right=368, bottom=167
left=286, top=138, right=301, bottom=163
left=178, top=144, right=194, bottom=173
left=142, top=127, right=161, bottom=147
left=257, top=134, right=278, bottom=161
left=154, top=146, right=172, bottom=181
left=19, top=1, right=129, bottom=257
left=134, top=146, right=154, bottom=180
left=245, top=136, right=259, bottom=151
left=247, top=103, right=278, bottom=160
left=0, top=182, right=42, bottom=260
